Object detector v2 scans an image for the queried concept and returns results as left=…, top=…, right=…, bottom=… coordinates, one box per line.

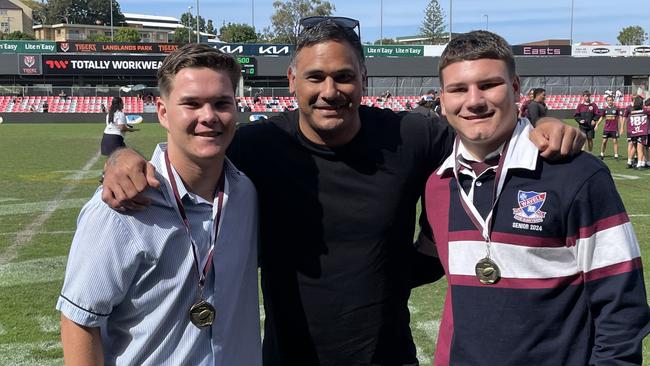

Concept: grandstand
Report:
left=0, top=93, right=636, bottom=114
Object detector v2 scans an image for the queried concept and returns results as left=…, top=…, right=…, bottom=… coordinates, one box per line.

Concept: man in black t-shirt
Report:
left=525, top=87, right=547, bottom=126
left=100, top=18, right=584, bottom=366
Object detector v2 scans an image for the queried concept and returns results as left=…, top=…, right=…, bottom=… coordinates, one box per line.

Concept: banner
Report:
left=57, top=42, right=181, bottom=54
left=42, top=54, right=257, bottom=77
left=43, top=54, right=164, bottom=75
left=0, top=41, right=56, bottom=54
left=511, top=45, right=572, bottom=56
left=210, top=43, right=294, bottom=56
left=363, top=45, right=424, bottom=57
left=423, top=45, right=447, bottom=57
left=630, top=46, right=650, bottom=56
left=17, top=54, right=42, bottom=75
left=572, top=45, right=630, bottom=57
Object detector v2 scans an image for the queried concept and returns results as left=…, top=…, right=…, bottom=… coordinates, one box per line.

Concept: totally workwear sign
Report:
left=42, top=54, right=164, bottom=75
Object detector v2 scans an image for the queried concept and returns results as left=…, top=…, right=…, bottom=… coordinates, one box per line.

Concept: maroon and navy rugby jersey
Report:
left=600, top=106, right=622, bottom=132
left=424, top=120, right=650, bottom=366
left=574, top=102, right=600, bottom=130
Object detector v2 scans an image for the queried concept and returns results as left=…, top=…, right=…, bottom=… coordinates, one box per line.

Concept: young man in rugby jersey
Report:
left=574, top=90, right=600, bottom=152
left=623, top=96, right=649, bottom=170
left=424, top=30, right=649, bottom=365
left=595, top=94, right=623, bottom=160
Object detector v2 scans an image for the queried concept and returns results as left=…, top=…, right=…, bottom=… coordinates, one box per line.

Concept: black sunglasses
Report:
left=299, top=16, right=361, bottom=39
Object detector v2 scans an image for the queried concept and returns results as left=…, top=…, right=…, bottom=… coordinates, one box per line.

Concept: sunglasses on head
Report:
left=299, top=16, right=361, bottom=39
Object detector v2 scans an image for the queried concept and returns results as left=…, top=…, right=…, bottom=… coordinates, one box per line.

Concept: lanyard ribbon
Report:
left=452, top=138, right=511, bottom=245
left=164, top=150, right=225, bottom=291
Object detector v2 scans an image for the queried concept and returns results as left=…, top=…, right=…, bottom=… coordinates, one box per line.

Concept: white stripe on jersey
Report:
left=448, top=223, right=639, bottom=278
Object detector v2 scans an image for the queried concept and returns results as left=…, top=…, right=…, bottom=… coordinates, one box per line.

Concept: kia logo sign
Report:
left=592, top=48, right=610, bottom=54
left=634, top=46, right=650, bottom=54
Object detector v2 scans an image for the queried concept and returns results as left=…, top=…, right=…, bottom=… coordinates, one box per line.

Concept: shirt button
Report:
left=475, top=181, right=483, bottom=187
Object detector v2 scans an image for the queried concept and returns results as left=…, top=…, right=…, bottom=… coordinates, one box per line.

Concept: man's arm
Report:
left=61, top=315, right=104, bottom=366
left=529, top=117, right=585, bottom=159
left=102, top=148, right=160, bottom=211
left=569, top=169, right=650, bottom=364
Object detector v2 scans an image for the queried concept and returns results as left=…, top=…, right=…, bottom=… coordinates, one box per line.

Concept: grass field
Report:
left=0, top=120, right=648, bottom=365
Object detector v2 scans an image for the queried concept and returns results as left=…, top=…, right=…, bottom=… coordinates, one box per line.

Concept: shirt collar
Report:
left=437, top=119, right=538, bottom=176
left=151, top=143, right=231, bottom=206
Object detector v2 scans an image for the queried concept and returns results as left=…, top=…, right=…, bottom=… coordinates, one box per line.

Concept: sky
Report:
left=119, top=0, right=650, bottom=45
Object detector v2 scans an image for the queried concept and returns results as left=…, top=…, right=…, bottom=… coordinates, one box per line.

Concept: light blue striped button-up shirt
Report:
left=57, top=143, right=261, bottom=365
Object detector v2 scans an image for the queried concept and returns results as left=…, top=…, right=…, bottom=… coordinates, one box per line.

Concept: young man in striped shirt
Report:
left=424, top=30, right=649, bottom=365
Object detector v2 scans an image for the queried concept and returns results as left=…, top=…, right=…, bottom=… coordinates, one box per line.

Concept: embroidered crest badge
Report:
left=513, top=190, right=547, bottom=223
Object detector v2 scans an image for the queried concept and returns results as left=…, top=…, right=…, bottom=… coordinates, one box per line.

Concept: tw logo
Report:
left=46, top=60, right=69, bottom=69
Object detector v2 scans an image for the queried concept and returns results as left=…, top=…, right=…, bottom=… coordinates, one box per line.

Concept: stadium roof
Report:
left=123, top=13, right=179, bottom=23
left=126, top=20, right=185, bottom=30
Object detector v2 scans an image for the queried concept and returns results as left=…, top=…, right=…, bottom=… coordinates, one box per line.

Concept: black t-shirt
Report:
left=228, top=106, right=453, bottom=366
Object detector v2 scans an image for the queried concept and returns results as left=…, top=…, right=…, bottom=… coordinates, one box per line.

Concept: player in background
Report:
left=574, top=90, right=600, bottom=152
left=623, top=96, right=649, bottom=170
left=518, top=88, right=534, bottom=119
left=595, top=95, right=623, bottom=160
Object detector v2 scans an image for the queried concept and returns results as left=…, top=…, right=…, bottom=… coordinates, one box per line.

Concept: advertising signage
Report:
left=210, top=43, right=294, bottom=56
left=363, top=45, right=424, bottom=57
left=18, top=54, right=42, bottom=75
left=572, top=45, right=631, bottom=57
left=511, top=45, right=572, bottom=56
left=0, top=41, right=56, bottom=54
left=43, top=54, right=164, bottom=76
left=42, top=54, right=258, bottom=77
left=57, top=42, right=181, bottom=54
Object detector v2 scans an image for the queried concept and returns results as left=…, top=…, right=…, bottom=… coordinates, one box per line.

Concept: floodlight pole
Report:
left=449, top=0, right=452, bottom=42
left=380, top=0, right=383, bottom=45
left=188, top=6, right=192, bottom=43
left=196, top=0, right=200, bottom=43
left=251, top=0, right=255, bottom=31
left=570, top=0, right=574, bottom=45
left=110, top=0, right=114, bottom=41
left=483, top=14, right=488, bottom=31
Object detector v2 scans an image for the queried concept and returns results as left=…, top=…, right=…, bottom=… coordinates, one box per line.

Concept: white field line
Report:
left=0, top=198, right=22, bottom=203
left=0, top=341, right=62, bottom=366
left=629, top=214, right=650, bottom=217
left=36, top=315, right=60, bottom=334
left=0, top=230, right=74, bottom=237
left=0, top=151, right=101, bottom=266
left=0, top=199, right=88, bottom=217
left=0, top=256, right=66, bottom=287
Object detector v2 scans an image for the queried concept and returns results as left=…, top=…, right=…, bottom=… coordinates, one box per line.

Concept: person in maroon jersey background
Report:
left=595, top=95, right=623, bottom=160
left=518, top=88, right=534, bottom=118
left=574, top=90, right=600, bottom=152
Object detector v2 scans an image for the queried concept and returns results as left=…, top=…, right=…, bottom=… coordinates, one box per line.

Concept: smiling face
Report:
left=288, top=40, right=366, bottom=146
left=157, top=67, right=236, bottom=168
left=440, top=58, right=520, bottom=160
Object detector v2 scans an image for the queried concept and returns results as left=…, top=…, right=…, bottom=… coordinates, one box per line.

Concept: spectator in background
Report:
left=574, top=90, right=600, bottom=152
left=100, top=103, right=107, bottom=113
left=42, top=100, right=49, bottom=113
left=518, top=88, right=534, bottom=118
left=58, top=90, right=67, bottom=100
left=381, top=89, right=392, bottom=100
left=526, top=87, right=548, bottom=126
left=410, top=95, right=436, bottom=119
left=615, top=88, right=623, bottom=103
left=100, top=97, right=138, bottom=156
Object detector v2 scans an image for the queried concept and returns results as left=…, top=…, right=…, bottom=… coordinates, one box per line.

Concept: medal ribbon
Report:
left=452, top=137, right=511, bottom=250
left=164, top=150, right=225, bottom=291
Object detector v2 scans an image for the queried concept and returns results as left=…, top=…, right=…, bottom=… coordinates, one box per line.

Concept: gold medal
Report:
left=189, top=299, right=216, bottom=328
left=475, top=257, right=501, bottom=285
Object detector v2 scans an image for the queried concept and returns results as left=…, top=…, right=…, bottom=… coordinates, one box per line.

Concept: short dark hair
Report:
left=633, top=96, right=644, bottom=110
left=533, top=88, right=545, bottom=98
left=157, top=43, right=241, bottom=98
left=582, top=90, right=591, bottom=96
left=644, top=98, right=650, bottom=107
left=290, top=19, right=366, bottom=74
left=438, top=30, right=515, bottom=84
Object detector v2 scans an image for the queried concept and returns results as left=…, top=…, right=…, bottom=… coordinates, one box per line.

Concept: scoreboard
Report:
left=237, top=56, right=257, bottom=77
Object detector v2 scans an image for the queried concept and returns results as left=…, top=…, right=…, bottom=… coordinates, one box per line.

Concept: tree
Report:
left=219, top=23, right=258, bottom=43
left=87, top=34, right=111, bottom=42
left=373, top=38, right=396, bottom=45
left=113, top=27, right=140, bottom=43
left=172, top=27, right=192, bottom=44
left=269, top=0, right=335, bottom=44
left=180, top=12, right=212, bottom=33
left=38, top=0, right=125, bottom=26
left=419, top=0, right=447, bottom=44
left=617, top=25, right=647, bottom=45
left=0, top=31, right=35, bottom=40
left=206, top=19, right=215, bottom=35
